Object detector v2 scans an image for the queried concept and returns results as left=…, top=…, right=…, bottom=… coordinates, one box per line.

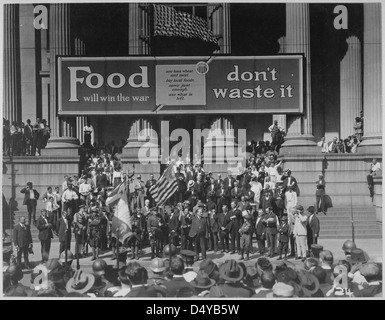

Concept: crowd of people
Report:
left=2, top=118, right=51, bottom=157
left=3, top=239, right=382, bottom=297
left=317, top=111, right=364, bottom=154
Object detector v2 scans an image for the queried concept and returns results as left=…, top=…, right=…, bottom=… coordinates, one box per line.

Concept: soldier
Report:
left=88, top=208, right=103, bottom=261
left=147, top=209, right=162, bottom=259
left=208, top=208, right=219, bottom=252
left=126, top=210, right=143, bottom=260
left=169, top=206, right=181, bottom=248
left=218, top=205, right=230, bottom=253
left=72, top=205, right=88, bottom=258
left=263, top=207, right=278, bottom=258
left=239, top=212, right=252, bottom=261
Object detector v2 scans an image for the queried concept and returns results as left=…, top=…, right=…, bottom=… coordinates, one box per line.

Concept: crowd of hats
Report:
left=2, top=239, right=382, bottom=298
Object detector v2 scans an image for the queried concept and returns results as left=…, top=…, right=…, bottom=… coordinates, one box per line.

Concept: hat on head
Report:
left=296, top=205, right=304, bottom=211
left=199, top=258, right=217, bottom=277
left=150, top=258, right=166, bottom=273
left=59, top=250, right=74, bottom=263
left=342, top=240, right=357, bottom=254
left=298, top=270, right=320, bottom=297
left=219, top=260, right=244, bottom=282
left=92, top=259, right=108, bottom=277
left=359, top=263, right=380, bottom=278
left=180, top=249, right=196, bottom=258
left=307, top=206, right=315, bottom=213
left=66, top=270, right=95, bottom=294
left=311, top=244, right=324, bottom=258
left=276, top=268, right=299, bottom=284
left=188, top=180, right=195, bottom=188
left=267, top=283, right=295, bottom=298
left=190, top=270, right=216, bottom=289
left=347, top=248, right=367, bottom=265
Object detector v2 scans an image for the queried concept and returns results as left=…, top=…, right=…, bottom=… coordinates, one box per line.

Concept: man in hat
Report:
left=148, top=258, right=168, bottom=286
left=239, top=212, right=252, bottom=261
left=36, top=209, right=54, bottom=263
left=316, top=174, right=327, bottom=214
left=277, top=215, right=289, bottom=260
left=218, top=259, right=254, bottom=297
left=89, top=259, right=114, bottom=297
left=163, top=256, right=195, bottom=297
left=73, top=205, right=88, bottom=258
left=199, top=258, right=220, bottom=283
left=180, top=249, right=197, bottom=282
left=59, top=250, right=76, bottom=282
left=293, top=205, right=308, bottom=261
left=342, top=240, right=357, bottom=258
left=189, top=208, right=209, bottom=261
left=190, top=270, right=216, bottom=297
left=263, top=207, right=278, bottom=258
left=61, top=183, right=79, bottom=218
left=66, top=270, right=95, bottom=296
left=307, top=206, right=320, bottom=249
left=56, top=211, right=72, bottom=255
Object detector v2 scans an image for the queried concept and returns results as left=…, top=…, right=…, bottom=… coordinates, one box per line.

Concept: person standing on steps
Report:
left=316, top=174, right=326, bottom=215
left=20, top=182, right=40, bottom=226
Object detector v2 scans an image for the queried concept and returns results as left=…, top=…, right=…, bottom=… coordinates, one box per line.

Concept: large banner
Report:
left=58, top=55, right=303, bottom=115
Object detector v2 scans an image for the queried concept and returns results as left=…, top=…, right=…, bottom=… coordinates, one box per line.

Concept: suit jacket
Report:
left=169, top=212, right=181, bottom=233
left=217, top=212, right=227, bottom=232
left=20, top=188, right=40, bottom=205
left=278, top=223, right=289, bottom=242
left=206, top=184, right=217, bottom=201
left=189, top=216, right=209, bottom=238
left=214, top=179, right=224, bottom=190
left=36, top=216, right=54, bottom=241
left=230, top=187, right=242, bottom=202
left=282, top=176, right=300, bottom=196
left=163, top=276, right=195, bottom=297
left=13, top=224, right=32, bottom=248
left=96, top=174, right=108, bottom=189
left=225, top=209, right=242, bottom=233
left=255, top=215, right=267, bottom=236
left=242, top=189, right=255, bottom=202
left=216, top=188, right=230, bottom=208
left=224, top=177, right=236, bottom=190
left=264, top=212, right=278, bottom=235
left=308, top=214, right=320, bottom=235
left=261, top=194, right=274, bottom=213
left=56, top=218, right=72, bottom=242
left=208, top=213, right=219, bottom=233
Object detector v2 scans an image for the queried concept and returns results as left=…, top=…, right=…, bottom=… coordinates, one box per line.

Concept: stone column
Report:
left=3, top=4, right=22, bottom=123
left=281, top=3, right=316, bottom=154
left=209, top=3, right=231, bottom=54
left=42, top=3, right=79, bottom=155
left=358, top=3, right=382, bottom=154
left=74, top=37, right=87, bottom=144
left=340, top=36, right=362, bottom=139
left=128, top=4, right=150, bottom=55
left=121, top=118, right=159, bottom=179
left=272, top=36, right=287, bottom=133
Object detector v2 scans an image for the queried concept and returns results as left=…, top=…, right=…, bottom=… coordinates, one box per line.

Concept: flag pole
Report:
left=350, top=189, right=355, bottom=244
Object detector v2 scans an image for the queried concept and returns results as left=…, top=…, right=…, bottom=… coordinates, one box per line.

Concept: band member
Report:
left=72, top=205, right=88, bottom=258
left=88, top=208, right=103, bottom=261
left=127, top=210, right=143, bottom=260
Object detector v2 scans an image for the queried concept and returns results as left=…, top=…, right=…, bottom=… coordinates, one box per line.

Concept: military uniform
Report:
left=180, top=211, right=193, bottom=250
left=88, top=211, right=102, bottom=260
left=127, top=213, right=142, bottom=260
left=239, top=218, right=252, bottom=260
left=147, top=213, right=162, bottom=258
left=73, top=210, right=88, bottom=257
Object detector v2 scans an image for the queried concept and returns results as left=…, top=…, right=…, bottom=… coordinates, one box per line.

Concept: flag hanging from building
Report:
left=107, top=181, right=132, bottom=243
left=149, top=162, right=178, bottom=206
left=153, top=4, right=219, bottom=47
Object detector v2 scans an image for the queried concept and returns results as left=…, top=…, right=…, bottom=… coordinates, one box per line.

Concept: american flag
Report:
left=153, top=4, right=219, bottom=46
left=149, top=162, right=178, bottom=206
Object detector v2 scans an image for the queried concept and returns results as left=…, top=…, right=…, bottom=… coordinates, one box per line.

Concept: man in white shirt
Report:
left=367, top=158, right=381, bottom=199
left=61, top=184, right=79, bottom=216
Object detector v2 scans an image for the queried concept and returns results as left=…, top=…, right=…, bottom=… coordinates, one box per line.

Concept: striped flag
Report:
left=106, top=181, right=126, bottom=207
left=108, top=183, right=133, bottom=243
left=153, top=4, right=219, bottom=47
left=149, top=162, right=178, bottom=206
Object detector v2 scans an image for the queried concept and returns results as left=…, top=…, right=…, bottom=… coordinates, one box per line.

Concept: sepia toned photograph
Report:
left=1, top=1, right=383, bottom=300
